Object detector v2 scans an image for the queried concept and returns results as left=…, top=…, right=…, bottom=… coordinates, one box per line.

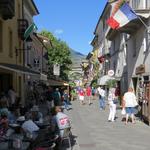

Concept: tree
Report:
left=40, top=30, right=72, bottom=80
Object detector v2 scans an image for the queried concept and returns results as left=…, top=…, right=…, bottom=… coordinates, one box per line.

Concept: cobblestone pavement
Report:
left=65, top=99, right=150, bottom=150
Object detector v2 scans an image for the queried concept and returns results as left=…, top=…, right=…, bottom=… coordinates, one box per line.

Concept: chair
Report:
left=60, top=127, right=72, bottom=150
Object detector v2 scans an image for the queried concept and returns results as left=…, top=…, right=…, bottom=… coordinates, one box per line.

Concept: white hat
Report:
left=17, top=116, right=25, bottom=121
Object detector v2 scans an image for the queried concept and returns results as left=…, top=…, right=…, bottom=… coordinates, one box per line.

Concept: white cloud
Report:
left=54, top=29, right=64, bottom=35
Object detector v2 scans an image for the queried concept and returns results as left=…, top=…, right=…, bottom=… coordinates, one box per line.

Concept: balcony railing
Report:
left=131, top=0, right=150, bottom=10
left=0, top=0, right=15, bottom=20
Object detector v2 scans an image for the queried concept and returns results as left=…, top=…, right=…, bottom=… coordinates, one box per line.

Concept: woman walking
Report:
left=108, top=88, right=117, bottom=122
left=79, top=88, right=85, bottom=105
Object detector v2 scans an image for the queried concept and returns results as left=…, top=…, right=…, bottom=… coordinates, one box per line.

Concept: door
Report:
left=142, top=82, right=150, bottom=124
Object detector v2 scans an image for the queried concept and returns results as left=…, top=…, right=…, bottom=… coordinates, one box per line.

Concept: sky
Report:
left=34, top=0, right=107, bottom=55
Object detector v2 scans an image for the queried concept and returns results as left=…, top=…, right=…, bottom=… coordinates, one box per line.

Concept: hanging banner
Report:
left=53, top=64, right=60, bottom=76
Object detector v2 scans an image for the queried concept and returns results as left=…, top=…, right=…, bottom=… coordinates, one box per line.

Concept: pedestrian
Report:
left=62, top=90, right=70, bottom=110
left=123, top=88, right=138, bottom=124
left=8, top=86, right=17, bottom=107
left=46, top=86, right=54, bottom=112
left=108, top=88, right=117, bottom=122
left=79, top=88, right=85, bottom=105
left=30, top=105, right=43, bottom=124
left=53, top=88, right=61, bottom=106
left=97, top=86, right=106, bottom=110
left=55, top=106, right=71, bottom=138
left=86, top=86, right=92, bottom=105
left=92, top=87, right=96, bottom=100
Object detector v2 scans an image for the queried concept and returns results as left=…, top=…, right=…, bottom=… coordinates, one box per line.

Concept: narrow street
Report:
left=66, top=99, right=150, bottom=150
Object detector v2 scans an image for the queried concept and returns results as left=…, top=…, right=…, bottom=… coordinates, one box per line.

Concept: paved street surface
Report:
left=64, top=99, right=150, bottom=150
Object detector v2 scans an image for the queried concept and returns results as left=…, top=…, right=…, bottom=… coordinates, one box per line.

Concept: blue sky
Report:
left=34, top=0, right=107, bottom=55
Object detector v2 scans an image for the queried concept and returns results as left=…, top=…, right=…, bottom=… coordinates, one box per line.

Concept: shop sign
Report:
left=108, top=70, right=114, bottom=77
left=53, top=64, right=60, bottom=76
left=135, top=64, right=145, bottom=75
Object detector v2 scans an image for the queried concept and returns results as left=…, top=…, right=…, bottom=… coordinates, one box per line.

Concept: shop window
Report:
left=8, top=28, right=13, bottom=57
left=144, top=31, right=149, bottom=52
left=144, top=76, right=149, bottom=81
left=0, top=21, right=3, bottom=52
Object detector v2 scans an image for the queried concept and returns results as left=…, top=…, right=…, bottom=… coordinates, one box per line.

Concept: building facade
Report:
left=92, top=0, right=150, bottom=123
left=0, top=0, right=24, bottom=99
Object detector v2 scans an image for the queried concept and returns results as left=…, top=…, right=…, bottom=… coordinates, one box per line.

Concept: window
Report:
left=0, top=21, right=3, bottom=52
left=18, top=3, right=21, bottom=18
left=143, top=37, right=147, bottom=52
left=143, top=30, right=150, bottom=52
left=132, top=0, right=141, bottom=9
left=9, top=29, right=13, bottom=57
left=19, top=41, right=22, bottom=63
left=146, top=0, right=150, bottom=9
left=132, top=0, right=149, bottom=9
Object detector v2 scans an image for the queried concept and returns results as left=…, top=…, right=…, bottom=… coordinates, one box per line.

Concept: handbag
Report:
left=113, top=99, right=118, bottom=104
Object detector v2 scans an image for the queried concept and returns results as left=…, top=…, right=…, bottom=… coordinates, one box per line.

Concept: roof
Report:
left=94, top=2, right=109, bottom=34
left=31, top=0, right=39, bottom=14
left=94, top=0, right=117, bottom=34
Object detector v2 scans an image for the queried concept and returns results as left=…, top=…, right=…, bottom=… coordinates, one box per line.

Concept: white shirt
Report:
left=22, top=120, right=39, bottom=133
left=8, top=89, right=17, bottom=104
left=108, top=92, right=115, bottom=105
left=56, top=112, right=70, bottom=130
left=97, top=87, right=105, bottom=97
left=124, top=92, right=138, bottom=107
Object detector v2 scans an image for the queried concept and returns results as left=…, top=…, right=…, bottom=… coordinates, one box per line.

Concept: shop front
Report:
left=135, top=64, right=150, bottom=125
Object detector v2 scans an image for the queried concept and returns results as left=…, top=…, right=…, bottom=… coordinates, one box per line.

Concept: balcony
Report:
left=0, top=0, right=15, bottom=20
left=131, top=0, right=150, bottom=10
left=106, top=18, right=143, bottom=40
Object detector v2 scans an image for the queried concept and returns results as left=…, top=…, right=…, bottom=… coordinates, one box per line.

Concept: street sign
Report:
left=53, top=64, right=60, bottom=76
left=108, top=70, right=114, bottom=77
left=24, top=23, right=37, bottom=41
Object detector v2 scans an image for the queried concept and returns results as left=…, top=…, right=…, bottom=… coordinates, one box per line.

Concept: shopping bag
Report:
left=121, top=108, right=126, bottom=115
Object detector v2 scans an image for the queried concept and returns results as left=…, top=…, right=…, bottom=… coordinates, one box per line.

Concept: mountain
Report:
left=70, top=49, right=85, bottom=67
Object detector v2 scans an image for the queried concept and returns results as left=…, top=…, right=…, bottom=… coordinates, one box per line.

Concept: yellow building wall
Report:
left=0, top=0, right=24, bottom=101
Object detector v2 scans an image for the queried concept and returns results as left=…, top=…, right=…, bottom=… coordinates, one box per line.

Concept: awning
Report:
left=97, top=75, right=115, bottom=85
left=0, top=63, right=40, bottom=75
left=47, top=79, right=69, bottom=86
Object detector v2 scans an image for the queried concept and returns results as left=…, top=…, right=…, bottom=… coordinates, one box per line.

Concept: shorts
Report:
left=125, top=107, right=135, bottom=114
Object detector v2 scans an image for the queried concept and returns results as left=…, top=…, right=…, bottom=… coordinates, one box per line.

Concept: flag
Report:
left=24, top=23, right=38, bottom=40
left=107, top=2, right=138, bottom=29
